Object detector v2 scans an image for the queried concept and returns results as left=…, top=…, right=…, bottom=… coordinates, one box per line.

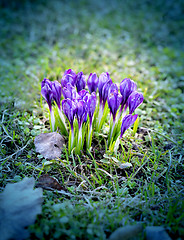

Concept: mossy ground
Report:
left=0, top=0, right=184, bottom=239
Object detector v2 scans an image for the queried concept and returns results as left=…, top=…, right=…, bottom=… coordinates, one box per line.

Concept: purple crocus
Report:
left=119, top=78, right=137, bottom=117
left=41, top=79, right=53, bottom=111
left=76, top=100, right=87, bottom=129
left=127, top=91, right=144, bottom=114
left=62, top=99, right=76, bottom=131
left=61, top=69, right=77, bottom=87
left=87, top=73, right=99, bottom=93
left=120, top=114, right=138, bottom=137
left=75, top=99, right=87, bottom=148
left=64, top=69, right=76, bottom=78
left=41, top=78, right=55, bottom=131
left=86, top=92, right=97, bottom=126
left=98, top=72, right=111, bottom=105
left=107, top=91, right=122, bottom=122
left=85, top=92, right=97, bottom=149
left=62, top=83, right=78, bottom=100
left=77, top=90, right=90, bottom=122
left=101, top=79, right=112, bottom=109
left=75, top=72, right=86, bottom=92
left=52, top=80, right=67, bottom=132
left=107, top=91, right=122, bottom=140
left=97, top=79, right=113, bottom=128
left=51, top=80, right=62, bottom=109
left=120, top=78, right=137, bottom=106
left=78, top=89, right=88, bottom=99
left=41, top=78, right=52, bottom=89
left=62, top=99, right=76, bottom=146
left=108, top=83, right=119, bottom=95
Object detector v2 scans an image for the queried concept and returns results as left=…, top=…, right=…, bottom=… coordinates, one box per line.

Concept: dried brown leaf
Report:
left=36, top=174, right=63, bottom=190
left=34, top=132, right=65, bottom=159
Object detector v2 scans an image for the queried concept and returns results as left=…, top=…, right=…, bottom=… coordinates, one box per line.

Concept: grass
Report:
left=0, top=0, right=184, bottom=239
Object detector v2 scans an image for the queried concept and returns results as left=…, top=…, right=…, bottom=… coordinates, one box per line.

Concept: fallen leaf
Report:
left=0, top=177, right=43, bottom=240
left=34, top=132, right=65, bottom=159
left=146, top=226, right=172, bottom=240
left=109, top=223, right=143, bottom=240
left=36, top=174, right=63, bottom=190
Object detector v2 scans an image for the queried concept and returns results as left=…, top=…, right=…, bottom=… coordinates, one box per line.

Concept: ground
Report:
left=0, top=0, right=184, bottom=239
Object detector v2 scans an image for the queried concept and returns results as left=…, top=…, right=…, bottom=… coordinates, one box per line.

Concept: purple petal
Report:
left=120, top=114, right=138, bottom=137
left=41, top=79, right=53, bottom=111
left=101, top=79, right=112, bottom=107
left=128, top=92, right=144, bottom=114
left=87, top=73, right=99, bottom=93
left=62, top=83, right=78, bottom=100
left=98, top=72, right=110, bottom=102
left=41, top=78, right=52, bottom=89
left=78, top=89, right=89, bottom=99
left=120, top=78, right=137, bottom=106
left=64, top=69, right=76, bottom=78
left=76, top=100, right=87, bottom=128
left=62, top=98, right=76, bottom=126
left=52, top=80, right=62, bottom=108
left=61, top=74, right=76, bottom=87
left=61, top=69, right=77, bottom=87
left=107, top=91, right=121, bottom=120
left=76, top=72, right=86, bottom=92
left=109, top=83, right=118, bottom=95
left=87, top=92, right=97, bottom=120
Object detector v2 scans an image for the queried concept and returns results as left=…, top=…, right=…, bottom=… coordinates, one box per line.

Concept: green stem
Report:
left=50, top=109, right=55, bottom=132
left=58, top=108, right=67, bottom=132
left=110, top=119, right=115, bottom=141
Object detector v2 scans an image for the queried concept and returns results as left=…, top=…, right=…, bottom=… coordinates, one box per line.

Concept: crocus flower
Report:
left=98, top=72, right=110, bottom=105
left=76, top=72, right=86, bottom=92
left=86, top=92, right=97, bottom=126
left=76, top=100, right=87, bottom=129
left=75, top=99, right=87, bottom=150
left=107, top=91, right=122, bottom=122
left=87, top=73, right=99, bottom=93
left=78, top=89, right=88, bottom=99
left=96, top=78, right=113, bottom=129
left=85, top=92, right=96, bottom=149
left=41, top=79, right=55, bottom=131
left=127, top=91, right=144, bottom=114
left=64, top=69, right=76, bottom=78
left=61, top=74, right=75, bottom=88
left=120, top=114, right=138, bottom=137
left=119, top=78, right=137, bottom=118
left=41, top=78, right=52, bottom=89
left=41, top=79, right=53, bottom=111
left=78, top=90, right=89, bottom=122
left=62, top=98, right=76, bottom=147
left=107, top=91, right=122, bottom=140
left=79, top=91, right=89, bottom=122
left=61, top=69, right=77, bottom=87
left=62, top=99, right=76, bottom=131
left=101, top=79, right=112, bottom=109
left=51, top=80, right=62, bottom=109
left=52, top=80, right=67, bottom=132
left=120, top=78, right=137, bottom=106
left=62, top=83, right=78, bottom=100
left=108, top=83, right=119, bottom=95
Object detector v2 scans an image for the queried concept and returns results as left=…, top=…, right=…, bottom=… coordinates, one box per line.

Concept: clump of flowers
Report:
left=41, top=69, right=144, bottom=155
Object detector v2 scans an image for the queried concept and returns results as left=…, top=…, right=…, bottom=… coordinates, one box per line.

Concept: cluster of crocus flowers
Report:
left=41, top=69, right=144, bottom=155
